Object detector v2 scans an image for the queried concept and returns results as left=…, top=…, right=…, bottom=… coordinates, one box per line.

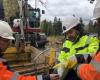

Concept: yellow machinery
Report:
left=48, top=48, right=56, bottom=67
left=4, top=47, right=17, bottom=54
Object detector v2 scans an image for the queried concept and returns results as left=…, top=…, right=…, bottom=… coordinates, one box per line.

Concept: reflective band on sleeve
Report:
left=76, top=64, right=83, bottom=77
left=83, top=54, right=89, bottom=60
left=10, top=72, right=19, bottom=80
left=85, top=36, right=90, bottom=45
left=75, top=44, right=89, bottom=51
left=70, top=55, right=77, bottom=62
left=75, top=36, right=90, bottom=53
left=0, top=58, right=7, bottom=62
left=37, top=75, right=43, bottom=80
left=90, top=60, right=100, bottom=73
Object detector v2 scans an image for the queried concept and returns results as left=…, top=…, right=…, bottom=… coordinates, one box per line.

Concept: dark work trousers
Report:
left=61, top=68, right=81, bottom=80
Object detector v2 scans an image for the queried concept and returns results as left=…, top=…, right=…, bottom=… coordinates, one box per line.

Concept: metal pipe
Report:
left=34, top=48, right=50, bottom=61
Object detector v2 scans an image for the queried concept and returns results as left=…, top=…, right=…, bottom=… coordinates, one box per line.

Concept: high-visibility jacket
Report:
left=58, top=35, right=99, bottom=63
left=77, top=51, right=100, bottom=80
left=0, top=57, right=51, bottom=80
left=0, top=58, right=51, bottom=80
left=0, top=62, right=36, bottom=80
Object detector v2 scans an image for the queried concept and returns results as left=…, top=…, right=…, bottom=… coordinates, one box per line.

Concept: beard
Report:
left=68, top=31, right=79, bottom=42
left=68, top=36, right=76, bottom=42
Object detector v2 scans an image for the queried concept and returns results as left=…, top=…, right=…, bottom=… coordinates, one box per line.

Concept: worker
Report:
left=76, top=0, right=100, bottom=80
left=61, top=0, right=100, bottom=80
left=56, top=16, right=99, bottom=77
left=58, top=16, right=99, bottom=63
left=0, top=20, right=59, bottom=80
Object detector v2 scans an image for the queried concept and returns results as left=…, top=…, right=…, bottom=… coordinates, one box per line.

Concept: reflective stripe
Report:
left=37, top=75, right=43, bottom=80
left=75, top=36, right=90, bottom=52
left=0, top=58, right=7, bottom=62
left=75, top=54, right=92, bottom=63
left=70, top=55, right=77, bottom=62
left=83, top=54, right=89, bottom=60
left=85, top=36, right=90, bottom=45
left=75, top=64, right=81, bottom=77
left=90, top=60, right=100, bottom=73
left=10, top=72, right=19, bottom=80
left=75, top=44, right=89, bottom=51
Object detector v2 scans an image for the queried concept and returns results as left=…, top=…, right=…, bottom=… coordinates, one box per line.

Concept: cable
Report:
left=38, top=0, right=47, bottom=8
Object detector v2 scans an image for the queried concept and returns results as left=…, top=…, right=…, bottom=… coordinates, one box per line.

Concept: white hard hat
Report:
left=0, top=20, right=14, bottom=40
left=93, top=0, right=100, bottom=19
left=62, top=17, right=80, bottom=34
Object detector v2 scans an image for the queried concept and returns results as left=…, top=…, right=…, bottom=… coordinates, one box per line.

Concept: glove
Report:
left=53, top=63, right=64, bottom=69
left=67, top=59, right=77, bottom=69
left=54, top=55, right=77, bottom=69
left=53, top=63, right=65, bottom=77
left=64, top=55, right=77, bottom=69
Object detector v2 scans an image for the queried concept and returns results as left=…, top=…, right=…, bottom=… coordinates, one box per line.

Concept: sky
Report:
left=28, top=0, right=96, bottom=22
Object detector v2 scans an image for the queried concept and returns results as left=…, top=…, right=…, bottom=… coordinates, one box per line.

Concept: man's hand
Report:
left=50, top=74, right=60, bottom=80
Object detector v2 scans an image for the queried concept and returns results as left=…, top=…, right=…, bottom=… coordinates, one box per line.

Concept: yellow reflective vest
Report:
left=58, top=35, right=99, bottom=63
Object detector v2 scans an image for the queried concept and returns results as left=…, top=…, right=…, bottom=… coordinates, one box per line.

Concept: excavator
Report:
left=0, top=0, right=48, bottom=48
left=12, top=0, right=48, bottom=48
left=0, top=0, right=51, bottom=76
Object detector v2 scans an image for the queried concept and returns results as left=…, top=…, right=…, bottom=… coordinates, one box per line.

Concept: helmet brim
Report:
left=2, top=36, right=15, bottom=40
left=62, top=23, right=79, bottom=34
